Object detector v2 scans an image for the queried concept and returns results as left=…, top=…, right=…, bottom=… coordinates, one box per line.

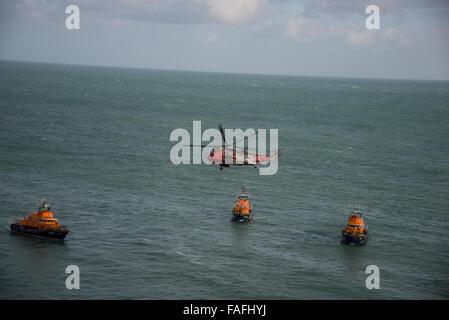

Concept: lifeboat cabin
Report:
left=10, top=201, right=69, bottom=240
left=342, top=207, right=368, bottom=245
left=232, top=186, right=253, bottom=222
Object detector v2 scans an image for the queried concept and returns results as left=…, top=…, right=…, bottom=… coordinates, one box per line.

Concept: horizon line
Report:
left=1, top=58, right=448, bottom=82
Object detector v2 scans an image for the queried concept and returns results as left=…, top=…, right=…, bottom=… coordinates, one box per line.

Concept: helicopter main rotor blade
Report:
left=218, top=124, right=226, bottom=146
left=185, top=144, right=209, bottom=147
left=219, top=124, right=253, bottom=156
left=186, top=144, right=257, bottom=154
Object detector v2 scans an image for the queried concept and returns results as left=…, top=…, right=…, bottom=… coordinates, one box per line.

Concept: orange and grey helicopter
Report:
left=189, top=125, right=280, bottom=171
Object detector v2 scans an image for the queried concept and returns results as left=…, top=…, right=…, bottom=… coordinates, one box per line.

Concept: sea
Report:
left=0, top=60, right=448, bottom=299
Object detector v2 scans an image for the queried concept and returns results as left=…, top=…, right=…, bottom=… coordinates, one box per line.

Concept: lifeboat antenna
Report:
left=353, top=204, right=362, bottom=216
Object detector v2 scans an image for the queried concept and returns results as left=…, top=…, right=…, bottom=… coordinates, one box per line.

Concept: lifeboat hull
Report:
left=342, top=230, right=368, bottom=245
left=10, top=223, right=69, bottom=240
left=232, top=213, right=252, bottom=223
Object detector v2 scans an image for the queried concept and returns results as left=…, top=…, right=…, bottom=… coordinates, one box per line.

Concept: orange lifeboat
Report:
left=342, top=207, right=368, bottom=245
left=10, top=201, right=69, bottom=240
left=232, top=186, right=253, bottom=222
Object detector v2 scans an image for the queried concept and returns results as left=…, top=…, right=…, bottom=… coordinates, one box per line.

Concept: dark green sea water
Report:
left=0, top=60, right=448, bottom=299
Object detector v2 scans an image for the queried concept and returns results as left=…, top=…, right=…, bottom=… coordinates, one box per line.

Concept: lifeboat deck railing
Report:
left=14, top=221, right=69, bottom=231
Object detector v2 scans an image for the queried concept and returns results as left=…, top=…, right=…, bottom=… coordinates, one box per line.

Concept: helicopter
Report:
left=189, top=124, right=280, bottom=171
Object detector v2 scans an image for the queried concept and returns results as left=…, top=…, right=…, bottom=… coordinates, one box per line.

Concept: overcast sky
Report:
left=0, top=0, right=448, bottom=80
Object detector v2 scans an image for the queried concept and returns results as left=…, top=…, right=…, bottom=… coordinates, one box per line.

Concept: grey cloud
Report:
left=0, top=0, right=210, bottom=24
left=77, top=0, right=211, bottom=24
left=0, top=0, right=447, bottom=80
left=1, top=0, right=271, bottom=25
left=301, top=0, right=449, bottom=18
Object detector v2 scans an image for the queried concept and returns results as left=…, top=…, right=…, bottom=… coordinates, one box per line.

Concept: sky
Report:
left=0, top=0, right=448, bottom=80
